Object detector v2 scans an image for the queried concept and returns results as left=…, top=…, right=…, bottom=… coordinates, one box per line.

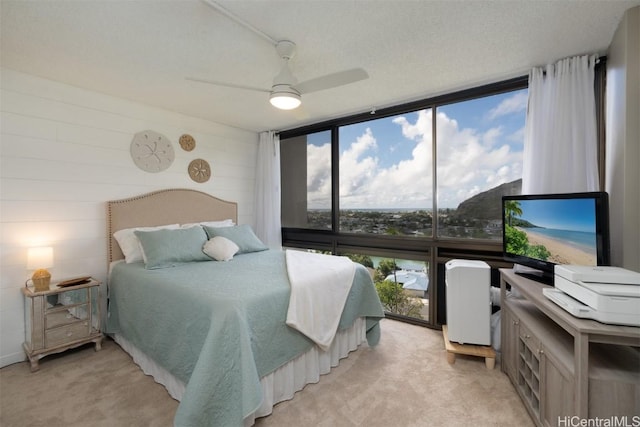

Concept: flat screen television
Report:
left=502, top=192, right=610, bottom=284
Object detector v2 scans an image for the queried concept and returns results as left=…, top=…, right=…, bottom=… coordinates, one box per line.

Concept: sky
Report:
left=517, top=198, right=597, bottom=232
left=306, top=89, right=527, bottom=209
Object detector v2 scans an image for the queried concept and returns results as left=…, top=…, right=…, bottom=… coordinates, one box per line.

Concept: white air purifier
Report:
left=445, top=259, right=491, bottom=346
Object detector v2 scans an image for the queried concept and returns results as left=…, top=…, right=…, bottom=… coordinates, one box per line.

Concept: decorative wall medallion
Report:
left=179, top=134, right=196, bottom=152
left=130, top=130, right=175, bottom=173
left=188, top=158, right=211, bottom=183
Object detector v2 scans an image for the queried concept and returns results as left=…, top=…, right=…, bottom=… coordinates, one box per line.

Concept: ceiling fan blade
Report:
left=293, top=68, right=369, bottom=94
left=186, top=77, right=270, bottom=93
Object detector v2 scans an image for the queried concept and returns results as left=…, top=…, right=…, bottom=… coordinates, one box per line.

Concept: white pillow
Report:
left=203, top=236, right=239, bottom=262
left=113, top=224, right=179, bottom=263
left=180, top=219, right=235, bottom=229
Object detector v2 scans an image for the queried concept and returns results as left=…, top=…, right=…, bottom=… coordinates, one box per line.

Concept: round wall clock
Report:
left=179, top=134, right=196, bottom=152
left=188, top=158, right=211, bottom=183
left=130, top=130, right=175, bottom=173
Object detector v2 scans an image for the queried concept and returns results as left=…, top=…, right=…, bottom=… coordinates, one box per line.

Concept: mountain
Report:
left=454, top=179, right=522, bottom=220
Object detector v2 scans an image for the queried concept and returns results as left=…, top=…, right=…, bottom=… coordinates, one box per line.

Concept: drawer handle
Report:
left=513, top=320, right=519, bottom=325
left=538, top=349, right=544, bottom=355
left=524, top=334, right=531, bottom=339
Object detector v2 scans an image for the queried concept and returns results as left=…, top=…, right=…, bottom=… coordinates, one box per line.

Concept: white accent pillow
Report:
left=203, top=236, right=239, bottom=262
left=180, top=219, right=235, bottom=229
left=113, top=224, right=179, bottom=263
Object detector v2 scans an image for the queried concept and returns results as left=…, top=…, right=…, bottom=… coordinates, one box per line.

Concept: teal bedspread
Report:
left=106, top=250, right=384, bottom=427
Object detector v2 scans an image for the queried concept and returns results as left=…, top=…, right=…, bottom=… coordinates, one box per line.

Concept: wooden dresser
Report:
left=500, top=268, right=640, bottom=426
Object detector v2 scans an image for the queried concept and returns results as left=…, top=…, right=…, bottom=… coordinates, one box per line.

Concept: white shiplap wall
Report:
left=0, top=68, right=259, bottom=367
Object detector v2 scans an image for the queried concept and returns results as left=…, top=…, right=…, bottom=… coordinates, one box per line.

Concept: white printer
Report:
left=543, top=265, right=640, bottom=327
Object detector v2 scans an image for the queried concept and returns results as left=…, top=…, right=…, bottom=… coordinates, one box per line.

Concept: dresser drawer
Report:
left=46, top=305, right=89, bottom=329
left=45, top=321, right=90, bottom=347
left=519, top=322, right=541, bottom=353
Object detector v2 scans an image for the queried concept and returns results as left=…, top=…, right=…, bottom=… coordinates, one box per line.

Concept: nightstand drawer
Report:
left=45, top=321, right=90, bottom=347
left=46, top=305, right=89, bottom=329
left=47, top=288, right=89, bottom=309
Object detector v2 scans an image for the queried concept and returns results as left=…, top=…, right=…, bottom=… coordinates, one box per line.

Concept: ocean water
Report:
left=527, top=227, right=596, bottom=254
left=370, top=256, right=427, bottom=271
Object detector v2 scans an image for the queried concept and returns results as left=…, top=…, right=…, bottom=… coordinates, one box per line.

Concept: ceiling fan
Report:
left=187, top=1, right=369, bottom=110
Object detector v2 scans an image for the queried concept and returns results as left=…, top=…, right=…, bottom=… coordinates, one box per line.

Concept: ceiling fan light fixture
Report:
left=269, top=85, right=301, bottom=110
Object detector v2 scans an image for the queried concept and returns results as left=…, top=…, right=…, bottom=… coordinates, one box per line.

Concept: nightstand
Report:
left=22, top=278, right=103, bottom=371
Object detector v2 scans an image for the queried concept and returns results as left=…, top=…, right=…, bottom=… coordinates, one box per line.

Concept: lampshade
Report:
left=269, top=85, right=301, bottom=110
left=27, top=247, right=53, bottom=269
left=27, top=247, right=53, bottom=292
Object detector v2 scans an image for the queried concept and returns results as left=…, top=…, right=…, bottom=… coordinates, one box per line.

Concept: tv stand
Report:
left=500, top=268, right=640, bottom=426
left=514, top=271, right=552, bottom=286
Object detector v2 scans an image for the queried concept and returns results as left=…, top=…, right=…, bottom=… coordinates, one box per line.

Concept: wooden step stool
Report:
left=442, top=325, right=496, bottom=369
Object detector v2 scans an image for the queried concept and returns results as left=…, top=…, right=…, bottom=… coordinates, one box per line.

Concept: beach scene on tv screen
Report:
left=504, top=198, right=597, bottom=265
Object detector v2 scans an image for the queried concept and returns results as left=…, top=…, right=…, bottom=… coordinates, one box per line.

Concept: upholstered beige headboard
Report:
left=107, top=189, right=238, bottom=263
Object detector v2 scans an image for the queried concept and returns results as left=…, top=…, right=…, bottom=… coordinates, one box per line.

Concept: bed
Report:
left=104, top=189, right=384, bottom=427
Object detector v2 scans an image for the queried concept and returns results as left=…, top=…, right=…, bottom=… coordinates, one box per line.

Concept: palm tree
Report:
left=504, top=200, right=523, bottom=226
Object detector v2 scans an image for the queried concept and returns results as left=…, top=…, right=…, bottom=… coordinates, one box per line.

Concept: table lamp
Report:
left=27, top=247, right=54, bottom=291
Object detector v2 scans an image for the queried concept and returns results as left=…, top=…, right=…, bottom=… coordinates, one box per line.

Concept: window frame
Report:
left=280, top=76, right=529, bottom=248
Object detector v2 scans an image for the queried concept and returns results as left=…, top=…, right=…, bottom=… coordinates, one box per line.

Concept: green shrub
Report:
left=375, top=279, right=423, bottom=319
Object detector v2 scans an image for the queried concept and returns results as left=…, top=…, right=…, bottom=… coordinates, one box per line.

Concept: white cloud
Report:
left=306, top=142, right=332, bottom=207
left=308, top=108, right=523, bottom=209
left=482, top=127, right=503, bottom=148
left=339, top=128, right=379, bottom=201
left=428, top=110, right=522, bottom=207
left=340, top=110, right=433, bottom=209
left=508, top=125, right=525, bottom=143
left=487, top=91, right=528, bottom=121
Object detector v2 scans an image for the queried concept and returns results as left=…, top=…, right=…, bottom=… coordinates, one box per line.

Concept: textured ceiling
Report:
left=2, top=0, right=638, bottom=132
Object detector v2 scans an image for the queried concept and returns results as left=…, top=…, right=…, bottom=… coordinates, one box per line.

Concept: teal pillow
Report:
left=135, top=226, right=209, bottom=269
left=203, top=224, right=268, bottom=254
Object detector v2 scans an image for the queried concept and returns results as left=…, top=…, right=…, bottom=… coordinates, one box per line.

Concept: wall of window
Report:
left=279, top=64, right=606, bottom=328
left=280, top=77, right=529, bottom=327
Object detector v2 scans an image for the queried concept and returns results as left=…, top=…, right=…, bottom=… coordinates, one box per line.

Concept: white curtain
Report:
left=522, top=55, right=599, bottom=194
left=254, top=131, right=282, bottom=248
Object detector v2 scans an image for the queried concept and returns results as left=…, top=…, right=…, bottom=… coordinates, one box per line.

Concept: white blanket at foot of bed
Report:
left=285, top=250, right=356, bottom=351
